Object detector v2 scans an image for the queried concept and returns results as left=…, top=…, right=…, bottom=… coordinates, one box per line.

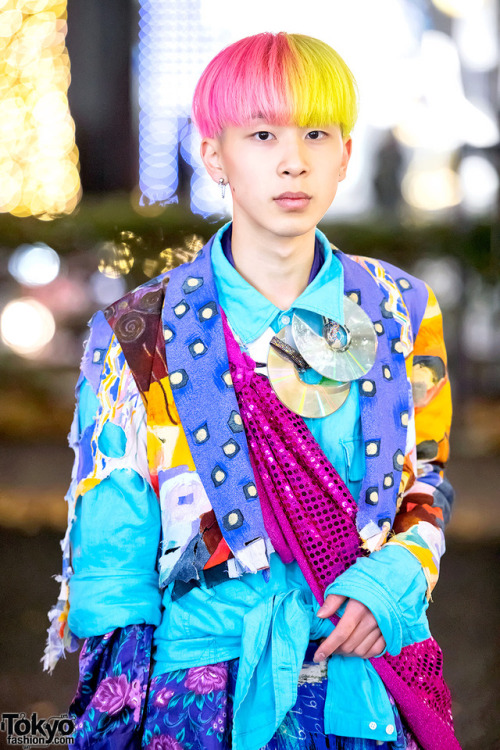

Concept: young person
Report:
left=44, top=32, right=459, bottom=750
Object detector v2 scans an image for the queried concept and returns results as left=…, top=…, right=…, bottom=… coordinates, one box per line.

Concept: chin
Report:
left=269, top=214, right=320, bottom=238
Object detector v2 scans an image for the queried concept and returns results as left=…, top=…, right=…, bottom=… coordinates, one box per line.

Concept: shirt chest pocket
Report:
left=339, top=437, right=365, bottom=484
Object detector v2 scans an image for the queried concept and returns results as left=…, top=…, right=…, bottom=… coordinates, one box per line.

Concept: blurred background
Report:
left=0, top=0, right=499, bottom=748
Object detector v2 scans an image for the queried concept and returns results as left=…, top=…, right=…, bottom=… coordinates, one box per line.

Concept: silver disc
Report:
left=267, top=327, right=350, bottom=419
left=292, top=296, right=377, bottom=382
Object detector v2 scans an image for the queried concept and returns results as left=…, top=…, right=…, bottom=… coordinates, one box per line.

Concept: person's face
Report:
left=200, top=120, right=352, bottom=241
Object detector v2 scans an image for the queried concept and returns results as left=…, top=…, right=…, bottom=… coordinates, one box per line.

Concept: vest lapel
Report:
left=337, top=250, right=410, bottom=548
left=160, top=237, right=272, bottom=576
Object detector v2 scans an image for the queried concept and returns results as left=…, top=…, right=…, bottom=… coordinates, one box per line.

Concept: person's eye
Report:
left=306, top=130, right=327, bottom=140
left=252, top=131, right=274, bottom=141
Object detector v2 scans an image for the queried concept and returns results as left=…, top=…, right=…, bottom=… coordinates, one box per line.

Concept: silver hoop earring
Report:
left=218, top=177, right=227, bottom=199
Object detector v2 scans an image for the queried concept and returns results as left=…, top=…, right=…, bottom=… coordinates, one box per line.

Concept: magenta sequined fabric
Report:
left=222, top=313, right=460, bottom=750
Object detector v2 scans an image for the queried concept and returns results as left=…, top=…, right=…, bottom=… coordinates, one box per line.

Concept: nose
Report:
left=278, top=134, right=309, bottom=177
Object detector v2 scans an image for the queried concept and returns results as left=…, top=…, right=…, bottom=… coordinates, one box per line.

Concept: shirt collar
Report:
left=211, top=221, right=344, bottom=345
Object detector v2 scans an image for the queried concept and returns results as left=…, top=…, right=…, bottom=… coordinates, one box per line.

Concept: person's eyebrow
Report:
left=248, top=113, right=271, bottom=124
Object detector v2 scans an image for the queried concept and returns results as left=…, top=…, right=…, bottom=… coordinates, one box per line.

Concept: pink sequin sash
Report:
left=222, top=312, right=460, bottom=750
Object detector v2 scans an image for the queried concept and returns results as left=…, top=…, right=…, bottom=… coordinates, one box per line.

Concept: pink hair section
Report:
left=191, top=33, right=299, bottom=139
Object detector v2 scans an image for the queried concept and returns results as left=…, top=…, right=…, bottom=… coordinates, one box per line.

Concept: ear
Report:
left=339, top=137, right=352, bottom=181
left=200, top=136, right=227, bottom=184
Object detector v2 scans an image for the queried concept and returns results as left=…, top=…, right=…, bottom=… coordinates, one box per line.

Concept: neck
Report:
left=230, top=218, right=316, bottom=311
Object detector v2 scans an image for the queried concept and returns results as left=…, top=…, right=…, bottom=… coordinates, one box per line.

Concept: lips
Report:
left=273, top=192, right=312, bottom=210
left=274, top=192, right=311, bottom=200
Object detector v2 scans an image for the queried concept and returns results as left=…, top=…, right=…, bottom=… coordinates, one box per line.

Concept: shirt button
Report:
left=280, top=314, right=291, bottom=326
left=386, top=724, right=395, bottom=734
left=369, top=722, right=377, bottom=730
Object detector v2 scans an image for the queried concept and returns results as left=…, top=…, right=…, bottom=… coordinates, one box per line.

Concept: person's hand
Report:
left=312, top=594, right=386, bottom=661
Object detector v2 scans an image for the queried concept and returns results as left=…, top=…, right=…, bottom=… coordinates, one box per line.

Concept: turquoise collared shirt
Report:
left=211, top=221, right=364, bottom=493
left=211, top=221, right=345, bottom=345
left=69, top=222, right=431, bottom=749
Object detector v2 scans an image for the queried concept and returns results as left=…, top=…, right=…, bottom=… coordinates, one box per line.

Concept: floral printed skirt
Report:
left=70, top=628, right=417, bottom=750
left=142, top=641, right=413, bottom=750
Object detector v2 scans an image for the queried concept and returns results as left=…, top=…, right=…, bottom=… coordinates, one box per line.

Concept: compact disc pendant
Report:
left=292, top=296, right=378, bottom=382
left=267, top=326, right=351, bottom=419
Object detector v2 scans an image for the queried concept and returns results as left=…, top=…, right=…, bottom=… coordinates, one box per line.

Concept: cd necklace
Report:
left=266, top=297, right=377, bottom=418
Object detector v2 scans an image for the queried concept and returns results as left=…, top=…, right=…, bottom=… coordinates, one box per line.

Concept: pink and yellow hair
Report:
left=191, top=32, right=358, bottom=140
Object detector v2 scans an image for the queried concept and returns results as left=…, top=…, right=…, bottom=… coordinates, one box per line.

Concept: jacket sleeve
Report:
left=323, top=545, right=430, bottom=656
left=322, top=283, right=453, bottom=655
left=385, top=284, right=454, bottom=598
left=43, top=311, right=162, bottom=675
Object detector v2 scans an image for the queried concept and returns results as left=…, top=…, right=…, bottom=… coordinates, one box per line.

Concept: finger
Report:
left=342, top=598, right=376, bottom=625
left=338, top=602, right=378, bottom=643
left=317, top=594, right=346, bottom=618
left=345, top=628, right=383, bottom=658
left=334, top=623, right=380, bottom=656
left=366, top=636, right=386, bottom=659
left=313, top=610, right=359, bottom=661
left=314, top=597, right=378, bottom=661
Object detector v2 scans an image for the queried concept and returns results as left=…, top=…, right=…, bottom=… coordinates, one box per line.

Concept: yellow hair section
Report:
left=286, top=34, right=358, bottom=137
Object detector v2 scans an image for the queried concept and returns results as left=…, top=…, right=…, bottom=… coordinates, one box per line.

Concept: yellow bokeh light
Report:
left=18, top=0, right=66, bottom=16
left=0, top=0, right=80, bottom=219
left=184, top=234, right=204, bottom=256
left=143, top=258, right=159, bottom=278
left=10, top=203, right=33, bottom=217
left=32, top=90, right=67, bottom=123
left=37, top=120, right=75, bottom=156
left=21, top=16, right=64, bottom=55
left=18, top=1, right=54, bottom=13
left=0, top=9, right=23, bottom=37
left=0, top=170, right=23, bottom=213
left=98, top=241, right=135, bottom=279
left=0, top=96, right=26, bottom=136
left=158, top=245, right=195, bottom=272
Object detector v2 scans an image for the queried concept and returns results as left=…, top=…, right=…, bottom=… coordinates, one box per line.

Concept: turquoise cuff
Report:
left=324, top=545, right=430, bottom=656
left=71, top=469, right=161, bottom=572
left=324, top=655, right=397, bottom=742
left=68, top=569, right=162, bottom=637
left=69, top=466, right=162, bottom=638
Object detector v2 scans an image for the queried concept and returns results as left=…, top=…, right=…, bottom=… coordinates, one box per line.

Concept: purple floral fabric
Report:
left=69, top=624, right=155, bottom=749
left=92, top=673, right=142, bottom=721
left=142, top=643, right=412, bottom=750
left=69, top=627, right=416, bottom=750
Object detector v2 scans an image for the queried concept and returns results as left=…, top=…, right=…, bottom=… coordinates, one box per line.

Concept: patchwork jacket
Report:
left=44, top=229, right=454, bottom=670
